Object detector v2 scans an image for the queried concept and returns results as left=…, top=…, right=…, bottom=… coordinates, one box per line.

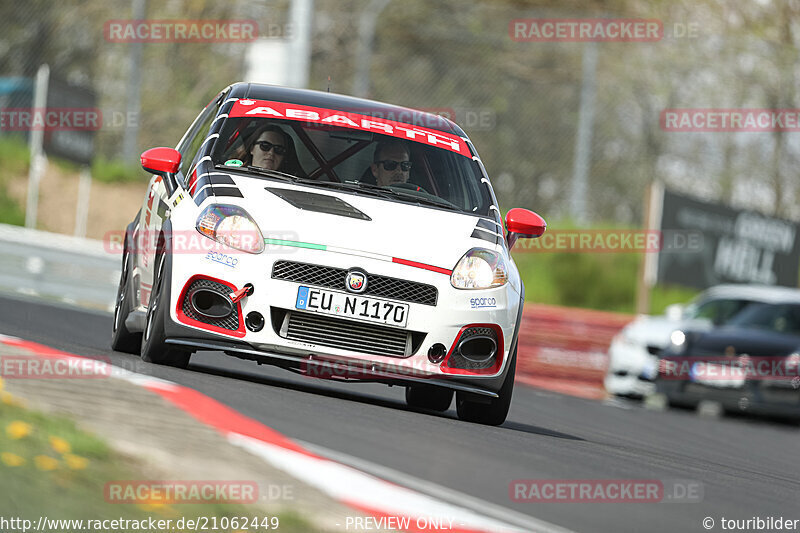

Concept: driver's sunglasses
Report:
left=377, top=160, right=412, bottom=171
left=256, top=141, right=287, bottom=155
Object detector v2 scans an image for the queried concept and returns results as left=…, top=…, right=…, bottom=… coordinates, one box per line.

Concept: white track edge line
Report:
left=294, top=439, right=576, bottom=533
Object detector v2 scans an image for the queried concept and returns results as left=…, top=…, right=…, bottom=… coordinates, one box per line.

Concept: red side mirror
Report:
left=141, top=147, right=181, bottom=176
left=505, top=208, right=546, bottom=238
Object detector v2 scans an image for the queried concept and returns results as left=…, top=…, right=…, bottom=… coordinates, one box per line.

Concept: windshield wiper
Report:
left=287, top=179, right=398, bottom=199
left=348, top=182, right=461, bottom=211
left=243, top=165, right=303, bottom=182
left=215, top=164, right=305, bottom=184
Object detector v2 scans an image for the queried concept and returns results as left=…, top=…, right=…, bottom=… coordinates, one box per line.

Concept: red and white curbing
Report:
left=0, top=333, right=569, bottom=533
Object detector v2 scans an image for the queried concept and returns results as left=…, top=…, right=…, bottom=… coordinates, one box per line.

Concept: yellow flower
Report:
left=1, top=452, right=25, bottom=467
left=49, top=436, right=71, bottom=455
left=1, top=392, right=25, bottom=407
left=63, top=454, right=88, bottom=470
left=136, top=503, right=166, bottom=512
left=6, top=421, right=33, bottom=439
left=33, top=455, right=59, bottom=471
left=0, top=376, right=4, bottom=391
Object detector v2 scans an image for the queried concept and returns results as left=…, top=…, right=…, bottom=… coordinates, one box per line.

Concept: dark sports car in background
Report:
left=656, top=292, right=800, bottom=420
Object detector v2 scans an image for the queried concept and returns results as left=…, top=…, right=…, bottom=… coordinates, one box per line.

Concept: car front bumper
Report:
left=163, top=244, right=523, bottom=395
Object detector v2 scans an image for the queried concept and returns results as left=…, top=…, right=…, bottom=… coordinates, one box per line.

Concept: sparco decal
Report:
left=229, top=99, right=471, bottom=157
left=470, top=297, right=497, bottom=309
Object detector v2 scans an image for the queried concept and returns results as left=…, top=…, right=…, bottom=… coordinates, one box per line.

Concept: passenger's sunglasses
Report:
left=377, top=160, right=412, bottom=171
left=255, top=141, right=286, bottom=155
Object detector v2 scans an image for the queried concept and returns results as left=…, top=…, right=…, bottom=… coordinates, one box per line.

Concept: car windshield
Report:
left=210, top=110, right=493, bottom=216
left=725, top=302, right=800, bottom=335
left=684, top=298, right=757, bottom=326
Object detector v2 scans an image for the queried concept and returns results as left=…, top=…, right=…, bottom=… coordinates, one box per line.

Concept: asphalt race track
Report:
left=2, top=293, right=798, bottom=533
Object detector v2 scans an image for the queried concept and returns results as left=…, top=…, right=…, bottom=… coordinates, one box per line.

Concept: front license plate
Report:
left=690, top=362, right=745, bottom=389
left=295, top=286, right=409, bottom=328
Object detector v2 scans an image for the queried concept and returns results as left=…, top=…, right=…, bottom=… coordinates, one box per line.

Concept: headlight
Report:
left=196, top=204, right=264, bottom=254
left=450, top=248, right=508, bottom=289
left=667, top=329, right=687, bottom=354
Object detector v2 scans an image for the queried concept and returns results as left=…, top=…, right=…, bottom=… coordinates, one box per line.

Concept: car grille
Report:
left=271, top=260, right=438, bottom=306
left=281, top=310, right=411, bottom=357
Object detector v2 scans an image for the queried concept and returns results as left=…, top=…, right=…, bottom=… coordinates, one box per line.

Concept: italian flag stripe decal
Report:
left=263, top=238, right=452, bottom=275
left=392, top=257, right=453, bottom=275
left=264, top=238, right=326, bottom=250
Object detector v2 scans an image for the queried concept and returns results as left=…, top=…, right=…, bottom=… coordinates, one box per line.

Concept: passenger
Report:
left=243, top=124, right=305, bottom=177
left=370, top=139, right=414, bottom=187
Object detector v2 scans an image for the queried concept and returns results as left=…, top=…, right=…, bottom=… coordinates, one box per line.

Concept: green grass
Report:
left=0, top=188, right=26, bottom=226
left=0, top=135, right=30, bottom=175
left=0, top=393, right=311, bottom=531
left=511, top=219, right=703, bottom=314
left=649, top=285, right=701, bottom=315
left=0, top=136, right=29, bottom=225
left=91, top=156, right=144, bottom=184
left=0, top=136, right=144, bottom=228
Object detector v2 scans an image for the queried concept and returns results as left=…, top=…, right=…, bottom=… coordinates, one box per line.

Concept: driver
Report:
left=371, top=139, right=413, bottom=187
left=242, top=124, right=305, bottom=177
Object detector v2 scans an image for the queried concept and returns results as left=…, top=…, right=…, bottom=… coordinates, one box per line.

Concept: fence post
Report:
left=74, top=166, right=92, bottom=237
left=25, top=64, right=49, bottom=229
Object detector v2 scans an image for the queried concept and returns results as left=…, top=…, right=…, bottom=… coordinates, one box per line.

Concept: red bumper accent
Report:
left=175, top=275, right=246, bottom=338
left=441, top=323, right=504, bottom=375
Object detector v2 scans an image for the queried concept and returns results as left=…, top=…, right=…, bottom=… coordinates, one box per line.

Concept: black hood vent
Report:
left=266, top=187, right=371, bottom=221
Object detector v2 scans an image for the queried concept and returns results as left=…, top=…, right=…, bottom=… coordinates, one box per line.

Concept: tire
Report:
left=666, top=397, right=699, bottom=411
left=456, top=347, right=516, bottom=426
left=140, top=244, right=191, bottom=368
left=111, top=247, right=141, bottom=354
left=405, top=385, right=454, bottom=412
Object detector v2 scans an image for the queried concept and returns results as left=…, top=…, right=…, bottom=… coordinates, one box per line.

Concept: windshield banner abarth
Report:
left=229, top=98, right=471, bottom=157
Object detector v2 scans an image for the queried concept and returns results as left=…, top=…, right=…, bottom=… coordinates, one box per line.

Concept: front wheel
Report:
left=456, top=347, right=516, bottom=426
left=405, top=385, right=453, bottom=412
left=111, top=248, right=141, bottom=354
left=140, top=248, right=191, bottom=368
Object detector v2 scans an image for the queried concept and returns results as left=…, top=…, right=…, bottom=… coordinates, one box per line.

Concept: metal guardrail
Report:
left=0, top=223, right=119, bottom=311
left=0, top=221, right=628, bottom=398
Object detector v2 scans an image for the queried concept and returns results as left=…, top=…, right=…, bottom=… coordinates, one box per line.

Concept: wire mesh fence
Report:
left=1, top=0, right=799, bottom=225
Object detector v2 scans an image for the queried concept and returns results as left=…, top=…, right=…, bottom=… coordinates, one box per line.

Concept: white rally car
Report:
left=111, top=83, right=546, bottom=425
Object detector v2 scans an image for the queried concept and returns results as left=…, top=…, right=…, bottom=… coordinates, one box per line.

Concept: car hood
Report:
left=621, top=315, right=714, bottom=349
left=229, top=178, right=501, bottom=269
left=688, top=327, right=800, bottom=357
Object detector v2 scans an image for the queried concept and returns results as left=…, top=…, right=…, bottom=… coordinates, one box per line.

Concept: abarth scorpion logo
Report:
left=346, top=270, right=367, bottom=293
